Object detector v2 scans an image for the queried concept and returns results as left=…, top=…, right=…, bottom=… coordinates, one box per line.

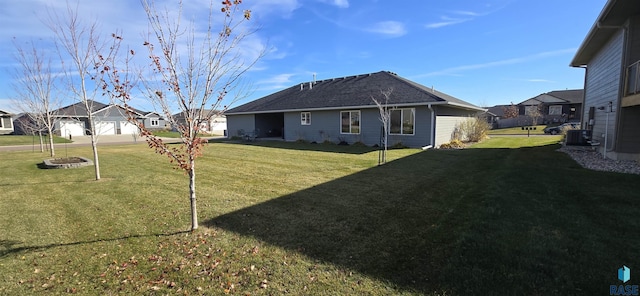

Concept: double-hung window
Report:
left=548, top=105, right=562, bottom=115
left=389, top=108, right=415, bottom=135
left=340, top=111, right=360, bottom=134
left=150, top=118, right=159, bottom=126
left=301, top=112, right=311, bottom=125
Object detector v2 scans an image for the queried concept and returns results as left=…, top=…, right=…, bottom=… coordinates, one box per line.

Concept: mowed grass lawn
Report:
left=488, top=125, right=547, bottom=135
left=1, top=137, right=639, bottom=295
left=0, top=135, right=72, bottom=146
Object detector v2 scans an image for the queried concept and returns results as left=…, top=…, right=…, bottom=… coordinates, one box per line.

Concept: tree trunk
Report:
left=48, top=128, right=55, bottom=157
left=38, top=131, right=44, bottom=153
left=189, top=158, right=198, bottom=230
left=91, top=134, right=101, bottom=180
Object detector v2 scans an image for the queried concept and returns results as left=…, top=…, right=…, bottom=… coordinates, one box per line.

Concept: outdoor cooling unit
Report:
left=565, top=130, right=592, bottom=146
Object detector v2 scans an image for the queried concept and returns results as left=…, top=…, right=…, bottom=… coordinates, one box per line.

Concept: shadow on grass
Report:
left=206, top=147, right=505, bottom=293
left=0, top=231, right=189, bottom=259
left=207, top=143, right=640, bottom=294
left=211, top=138, right=381, bottom=155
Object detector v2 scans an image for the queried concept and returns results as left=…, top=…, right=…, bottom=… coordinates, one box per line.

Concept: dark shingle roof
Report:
left=227, top=71, right=482, bottom=114
left=546, top=89, right=584, bottom=104
left=55, top=100, right=109, bottom=117
left=486, top=105, right=510, bottom=117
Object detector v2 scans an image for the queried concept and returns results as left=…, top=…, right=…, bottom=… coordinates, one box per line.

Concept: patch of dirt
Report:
left=49, top=157, right=86, bottom=164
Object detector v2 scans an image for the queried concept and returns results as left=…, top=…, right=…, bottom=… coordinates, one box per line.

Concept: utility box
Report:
left=565, top=130, right=591, bottom=146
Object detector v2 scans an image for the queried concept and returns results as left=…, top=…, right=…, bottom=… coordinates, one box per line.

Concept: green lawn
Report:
left=488, top=125, right=548, bottom=135
left=0, top=138, right=638, bottom=295
left=0, top=135, right=72, bottom=146
left=471, top=135, right=563, bottom=148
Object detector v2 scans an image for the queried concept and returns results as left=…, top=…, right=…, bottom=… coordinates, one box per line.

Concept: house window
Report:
left=389, top=108, right=415, bottom=135
left=150, top=118, right=159, bottom=126
left=301, top=112, right=311, bottom=125
left=340, top=111, right=360, bottom=134
left=626, top=61, right=640, bottom=95
left=524, top=105, right=539, bottom=116
left=0, top=118, right=4, bottom=128
left=548, top=105, right=562, bottom=115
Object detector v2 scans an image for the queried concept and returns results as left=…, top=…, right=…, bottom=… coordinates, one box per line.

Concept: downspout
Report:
left=423, top=104, right=435, bottom=150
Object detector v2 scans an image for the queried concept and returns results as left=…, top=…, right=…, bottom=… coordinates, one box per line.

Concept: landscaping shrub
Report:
left=390, top=142, right=407, bottom=149
left=453, top=117, right=490, bottom=143
left=439, top=139, right=465, bottom=149
left=560, top=124, right=577, bottom=136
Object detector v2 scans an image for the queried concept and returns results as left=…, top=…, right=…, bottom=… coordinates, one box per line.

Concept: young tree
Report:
left=503, top=103, right=518, bottom=119
left=106, top=0, right=262, bottom=231
left=372, top=88, right=393, bottom=165
left=47, top=3, right=116, bottom=180
left=526, top=104, right=543, bottom=126
left=11, top=40, right=60, bottom=157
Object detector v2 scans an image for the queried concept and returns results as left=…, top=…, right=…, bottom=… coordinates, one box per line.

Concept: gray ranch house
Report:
left=0, top=110, right=14, bottom=135
left=53, top=101, right=165, bottom=137
left=225, top=71, right=484, bottom=148
left=517, top=89, right=583, bottom=124
left=570, top=0, right=640, bottom=160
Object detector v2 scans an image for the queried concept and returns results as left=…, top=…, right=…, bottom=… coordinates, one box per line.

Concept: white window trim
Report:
left=548, top=105, right=562, bottom=115
left=150, top=118, right=159, bottom=126
left=340, top=110, right=361, bottom=134
left=389, top=108, right=416, bottom=136
left=301, top=112, right=311, bottom=125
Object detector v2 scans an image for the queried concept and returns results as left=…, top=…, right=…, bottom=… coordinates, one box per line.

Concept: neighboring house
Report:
left=225, top=71, right=485, bottom=148
left=570, top=0, right=640, bottom=160
left=483, top=105, right=508, bottom=127
left=53, top=100, right=144, bottom=137
left=517, top=89, right=584, bottom=124
left=130, top=110, right=167, bottom=131
left=12, top=113, right=46, bottom=135
left=172, top=110, right=227, bottom=135
left=0, top=110, right=15, bottom=135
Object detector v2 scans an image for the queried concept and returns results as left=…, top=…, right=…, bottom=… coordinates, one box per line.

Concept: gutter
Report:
left=226, top=101, right=485, bottom=116
left=427, top=104, right=435, bottom=149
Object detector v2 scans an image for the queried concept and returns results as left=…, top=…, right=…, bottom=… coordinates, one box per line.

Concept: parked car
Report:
left=543, top=122, right=581, bottom=135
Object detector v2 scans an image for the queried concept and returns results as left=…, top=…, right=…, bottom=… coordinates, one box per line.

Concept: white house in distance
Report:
left=0, top=110, right=14, bottom=135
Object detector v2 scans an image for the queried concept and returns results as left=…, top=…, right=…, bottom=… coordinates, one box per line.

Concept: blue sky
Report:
left=0, top=0, right=605, bottom=113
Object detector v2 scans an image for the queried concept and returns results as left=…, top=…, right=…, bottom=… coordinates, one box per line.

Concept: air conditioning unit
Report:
left=565, top=130, right=591, bottom=146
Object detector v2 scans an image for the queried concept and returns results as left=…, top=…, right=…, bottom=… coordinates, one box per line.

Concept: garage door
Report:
left=95, top=122, right=116, bottom=135
left=60, top=121, right=85, bottom=137
left=120, top=121, right=139, bottom=135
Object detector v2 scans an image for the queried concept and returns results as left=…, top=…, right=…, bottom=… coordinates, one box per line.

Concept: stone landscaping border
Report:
left=42, top=157, right=94, bottom=169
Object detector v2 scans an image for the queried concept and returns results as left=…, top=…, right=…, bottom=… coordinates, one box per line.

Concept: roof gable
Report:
left=546, top=89, right=584, bottom=104
left=55, top=100, right=108, bottom=117
left=519, top=89, right=584, bottom=105
left=571, top=0, right=640, bottom=66
left=227, top=71, right=482, bottom=114
left=54, top=100, right=145, bottom=117
left=0, top=110, right=14, bottom=116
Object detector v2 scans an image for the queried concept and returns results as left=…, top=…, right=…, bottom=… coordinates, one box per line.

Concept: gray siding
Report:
left=142, top=117, right=166, bottom=130
left=434, top=106, right=472, bottom=147
left=283, top=107, right=432, bottom=147
left=583, top=29, right=624, bottom=152
left=227, top=114, right=256, bottom=138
